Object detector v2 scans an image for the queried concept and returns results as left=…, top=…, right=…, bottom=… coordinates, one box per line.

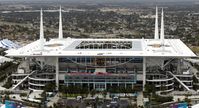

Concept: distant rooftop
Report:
left=0, top=39, right=20, bottom=49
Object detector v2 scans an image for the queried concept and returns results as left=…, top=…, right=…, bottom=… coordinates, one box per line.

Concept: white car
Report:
left=106, top=104, right=110, bottom=107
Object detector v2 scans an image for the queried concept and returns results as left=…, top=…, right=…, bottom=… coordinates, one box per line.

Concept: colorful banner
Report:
left=5, top=100, right=16, bottom=108
left=170, top=102, right=188, bottom=108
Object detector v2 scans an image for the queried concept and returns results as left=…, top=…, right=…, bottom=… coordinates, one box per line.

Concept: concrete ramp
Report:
left=12, top=71, right=36, bottom=90
left=167, top=71, right=191, bottom=91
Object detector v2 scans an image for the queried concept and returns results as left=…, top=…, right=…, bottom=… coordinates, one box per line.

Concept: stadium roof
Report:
left=5, top=38, right=196, bottom=57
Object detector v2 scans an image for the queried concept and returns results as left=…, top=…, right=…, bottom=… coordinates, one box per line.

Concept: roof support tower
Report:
left=59, top=6, right=63, bottom=39
left=155, top=6, right=159, bottom=39
left=160, top=8, right=165, bottom=45
left=40, top=9, right=44, bottom=50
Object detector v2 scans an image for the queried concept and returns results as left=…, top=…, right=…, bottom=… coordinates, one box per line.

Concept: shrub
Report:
left=20, top=93, right=27, bottom=97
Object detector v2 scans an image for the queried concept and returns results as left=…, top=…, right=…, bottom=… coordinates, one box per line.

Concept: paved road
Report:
left=101, top=99, right=129, bottom=108
left=58, top=99, right=86, bottom=108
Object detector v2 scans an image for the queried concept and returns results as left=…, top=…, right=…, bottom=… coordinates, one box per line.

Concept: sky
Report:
left=0, top=0, right=197, bottom=5
left=0, top=0, right=197, bottom=2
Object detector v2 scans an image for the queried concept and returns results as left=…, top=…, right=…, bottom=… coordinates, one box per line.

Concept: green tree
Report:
left=44, top=83, right=56, bottom=92
left=90, top=89, right=96, bottom=97
left=184, top=97, right=191, bottom=104
left=145, top=84, right=156, bottom=94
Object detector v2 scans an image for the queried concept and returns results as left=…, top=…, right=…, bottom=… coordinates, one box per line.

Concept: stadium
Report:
left=6, top=7, right=196, bottom=94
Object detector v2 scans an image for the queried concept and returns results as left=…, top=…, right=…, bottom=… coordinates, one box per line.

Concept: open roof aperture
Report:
left=75, top=41, right=132, bottom=49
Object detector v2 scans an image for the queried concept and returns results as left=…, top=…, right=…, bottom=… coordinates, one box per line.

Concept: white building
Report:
left=6, top=7, right=196, bottom=93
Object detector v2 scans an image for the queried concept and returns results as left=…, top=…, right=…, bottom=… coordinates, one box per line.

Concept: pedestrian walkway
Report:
left=137, top=92, right=144, bottom=107
left=168, top=71, right=190, bottom=91
left=0, top=86, right=6, bottom=90
left=47, top=93, right=60, bottom=107
left=12, top=71, right=36, bottom=90
left=28, top=91, right=42, bottom=99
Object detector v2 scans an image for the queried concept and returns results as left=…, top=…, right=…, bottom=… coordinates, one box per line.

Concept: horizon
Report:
left=0, top=0, right=197, bottom=3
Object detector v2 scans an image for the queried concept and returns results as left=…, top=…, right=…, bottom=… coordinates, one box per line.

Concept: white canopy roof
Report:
left=6, top=38, right=196, bottom=58
left=192, top=104, right=199, bottom=108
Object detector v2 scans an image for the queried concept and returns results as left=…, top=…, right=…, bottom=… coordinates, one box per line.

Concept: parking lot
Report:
left=57, top=98, right=130, bottom=108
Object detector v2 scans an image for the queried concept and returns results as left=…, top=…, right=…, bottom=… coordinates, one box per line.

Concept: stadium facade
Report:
left=7, top=7, right=196, bottom=93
